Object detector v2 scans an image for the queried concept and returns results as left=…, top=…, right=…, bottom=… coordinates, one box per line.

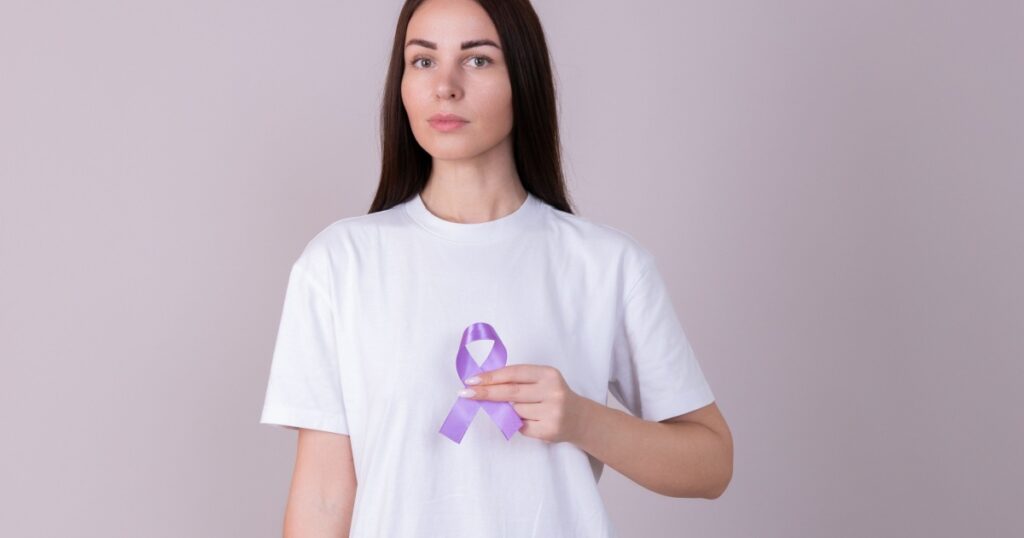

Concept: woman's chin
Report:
left=421, top=143, right=493, bottom=162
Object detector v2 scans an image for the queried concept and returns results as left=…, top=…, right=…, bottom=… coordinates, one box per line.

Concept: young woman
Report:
left=260, top=0, right=733, bottom=535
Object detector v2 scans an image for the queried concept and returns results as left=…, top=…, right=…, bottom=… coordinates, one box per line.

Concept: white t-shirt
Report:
left=259, top=190, right=716, bottom=537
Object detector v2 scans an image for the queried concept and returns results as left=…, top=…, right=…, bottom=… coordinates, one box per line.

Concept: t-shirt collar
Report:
left=403, top=190, right=541, bottom=244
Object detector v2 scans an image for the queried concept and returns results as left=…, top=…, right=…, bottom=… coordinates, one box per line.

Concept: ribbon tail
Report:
left=439, top=397, right=479, bottom=444
left=480, top=400, right=524, bottom=440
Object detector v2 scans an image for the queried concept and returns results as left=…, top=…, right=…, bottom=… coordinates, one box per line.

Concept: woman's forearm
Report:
left=283, top=492, right=353, bottom=537
left=571, top=398, right=731, bottom=499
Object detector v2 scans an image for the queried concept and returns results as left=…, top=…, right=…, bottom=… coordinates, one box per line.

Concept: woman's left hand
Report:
left=459, top=364, right=592, bottom=444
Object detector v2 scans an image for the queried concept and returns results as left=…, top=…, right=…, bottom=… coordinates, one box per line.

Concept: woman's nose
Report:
left=434, top=69, right=463, bottom=100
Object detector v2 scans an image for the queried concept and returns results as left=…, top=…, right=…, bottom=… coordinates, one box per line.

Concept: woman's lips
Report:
left=428, top=118, right=469, bottom=132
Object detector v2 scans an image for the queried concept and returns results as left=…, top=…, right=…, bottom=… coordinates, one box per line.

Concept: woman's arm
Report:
left=460, top=365, right=732, bottom=499
left=574, top=400, right=733, bottom=499
left=283, top=429, right=357, bottom=537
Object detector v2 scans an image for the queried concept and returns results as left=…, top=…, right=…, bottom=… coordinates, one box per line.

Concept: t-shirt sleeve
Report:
left=608, top=253, right=716, bottom=422
left=259, top=258, right=349, bottom=435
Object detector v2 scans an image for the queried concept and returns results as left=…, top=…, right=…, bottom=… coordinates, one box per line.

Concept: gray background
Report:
left=1, top=1, right=1022, bottom=536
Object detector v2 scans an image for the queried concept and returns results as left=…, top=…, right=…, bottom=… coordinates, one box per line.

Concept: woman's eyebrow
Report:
left=405, top=38, right=501, bottom=50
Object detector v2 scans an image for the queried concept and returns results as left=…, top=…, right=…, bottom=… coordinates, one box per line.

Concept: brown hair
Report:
left=368, top=0, right=574, bottom=215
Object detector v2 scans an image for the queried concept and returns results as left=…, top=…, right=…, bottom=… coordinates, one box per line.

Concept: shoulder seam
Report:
left=291, top=261, right=339, bottom=319
left=622, top=258, right=655, bottom=306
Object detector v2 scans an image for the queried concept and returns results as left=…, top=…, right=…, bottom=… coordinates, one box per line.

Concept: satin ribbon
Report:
left=439, top=322, right=524, bottom=443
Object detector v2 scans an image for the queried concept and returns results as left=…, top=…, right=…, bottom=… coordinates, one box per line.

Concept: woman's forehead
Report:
left=406, top=0, right=500, bottom=45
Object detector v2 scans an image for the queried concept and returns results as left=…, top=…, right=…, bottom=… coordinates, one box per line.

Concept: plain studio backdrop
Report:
left=1, top=1, right=1021, bottom=536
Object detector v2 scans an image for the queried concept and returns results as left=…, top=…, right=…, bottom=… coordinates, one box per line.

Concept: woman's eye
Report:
left=409, top=56, right=493, bottom=69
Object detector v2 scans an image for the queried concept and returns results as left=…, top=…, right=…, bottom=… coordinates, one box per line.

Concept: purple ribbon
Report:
left=439, top=322, right=524, bottom=444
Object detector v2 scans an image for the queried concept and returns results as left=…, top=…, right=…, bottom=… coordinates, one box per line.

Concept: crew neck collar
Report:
left=402, top=190, right=542, bottom=244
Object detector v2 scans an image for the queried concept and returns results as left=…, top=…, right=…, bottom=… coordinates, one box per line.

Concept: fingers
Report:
left=467, top=364, right=548, bottom=386
left=459, top=382, right=544, bottom=403
left=511, top=401, right=544, bottom=419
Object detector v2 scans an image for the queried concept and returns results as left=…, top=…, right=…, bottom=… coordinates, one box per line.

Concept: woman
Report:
left=260, top=0, right=733, bottom=536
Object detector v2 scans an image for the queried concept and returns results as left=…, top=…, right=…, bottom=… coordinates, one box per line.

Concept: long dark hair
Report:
left=368, top=0, right=574, bottom=215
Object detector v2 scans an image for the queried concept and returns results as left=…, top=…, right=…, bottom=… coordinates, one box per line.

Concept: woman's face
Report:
left=401, top=0, right=513, bottom=161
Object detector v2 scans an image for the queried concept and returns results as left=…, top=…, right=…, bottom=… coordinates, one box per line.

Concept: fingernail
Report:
left=465, top=376, right=481, bottom=385
left=458, top=388, right=476, bottom=398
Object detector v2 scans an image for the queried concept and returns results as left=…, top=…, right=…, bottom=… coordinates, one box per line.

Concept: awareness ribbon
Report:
left=438, top=322, right=524, bottom=443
